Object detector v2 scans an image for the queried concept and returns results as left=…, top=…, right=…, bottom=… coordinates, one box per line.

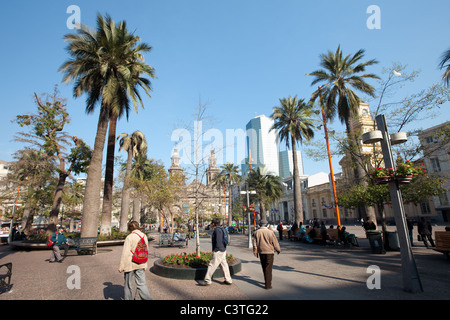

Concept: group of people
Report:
left=198, top=218, right=280, bottom=290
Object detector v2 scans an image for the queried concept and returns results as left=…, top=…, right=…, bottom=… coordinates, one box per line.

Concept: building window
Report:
left=426, top=136, right=434, bottom=144
left=322, top=208, right=327, bottom=217
left=439, top=192, right=449, bottom=207
left=312, top=199, right=316, bottom=207
left=312, top=209, right=317, bottom=218
left=430, top=158, right=441, bottom=172
left=420, top=201, right=431, bottom=214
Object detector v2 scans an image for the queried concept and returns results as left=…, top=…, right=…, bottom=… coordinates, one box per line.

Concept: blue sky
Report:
left=0, top=0, right=449, bottom=178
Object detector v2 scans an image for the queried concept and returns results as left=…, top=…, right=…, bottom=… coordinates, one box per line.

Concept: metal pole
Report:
left=318, top=86, right=341, bottom=226
left=246, top=182, right=253, bottom=248
left=375, top=114, right=423, bottom=293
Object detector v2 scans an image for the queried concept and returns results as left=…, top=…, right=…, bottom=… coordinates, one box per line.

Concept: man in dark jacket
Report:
left=418, top=217, right=435, bottom=248
left=199, top=218, right=232, bottom=286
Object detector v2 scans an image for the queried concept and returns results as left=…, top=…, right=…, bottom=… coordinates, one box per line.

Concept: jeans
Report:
left=124, top=268, right=152, bottom=300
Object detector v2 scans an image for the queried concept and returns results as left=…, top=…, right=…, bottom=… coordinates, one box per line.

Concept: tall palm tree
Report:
left=270, top=96, right=315, bottom=225
left=59, top=13, right=155, bottom=237
left=308, top=46, right=379, bottom=135
left=117, top=131, right=147, bottom=231
left=219, top=163, right=242, bottom=226
left=439, top=47, right=450, bottom=86
left=308, top=45, right=379, bottom=223
left=247, top=166, right=282, bottom=222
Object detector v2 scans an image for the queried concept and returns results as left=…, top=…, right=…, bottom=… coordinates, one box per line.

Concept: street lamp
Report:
left=362, top=114, right=423, bottom=293
left=240, top=183, right=256, bottom=248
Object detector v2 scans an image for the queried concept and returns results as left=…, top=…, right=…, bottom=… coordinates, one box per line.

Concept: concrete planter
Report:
left=152, top=257, right=242, bottom=280
left=9, top=239, right=125, bottom=250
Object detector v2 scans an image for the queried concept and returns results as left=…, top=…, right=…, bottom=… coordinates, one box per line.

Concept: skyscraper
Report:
left=242, top=115, right=279, bottom=176
left=278, top=150, right=304, bottom=179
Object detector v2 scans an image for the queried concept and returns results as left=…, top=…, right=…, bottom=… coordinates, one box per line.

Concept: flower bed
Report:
left=160, top=251, right=236, bottom=269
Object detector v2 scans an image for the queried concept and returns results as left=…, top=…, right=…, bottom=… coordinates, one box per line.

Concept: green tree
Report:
left=247, top=166, right=283, bottom=222
left=308, top=46, right=379, bottom=224
left=8, top=148, right=55, bottom=235
left=439, top=47, right=450, bottom=86
left=270, top=96, right=315, bottom=224
left=59, top=13, right=155, bottom=237
left=117, top=131, right=148, bottom=231
left=218, top=162, right=242, bottom=226
left=13, top=90, right=91, bottom=233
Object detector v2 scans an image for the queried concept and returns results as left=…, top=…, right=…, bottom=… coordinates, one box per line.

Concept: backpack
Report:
left=220, top=227, right=229, bottom=246
left=46, top=232, right=56, bottom=247
left=131, top=232, right=148, bottom=264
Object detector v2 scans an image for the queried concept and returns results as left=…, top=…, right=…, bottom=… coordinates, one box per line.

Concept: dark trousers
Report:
left=259, top=254, right=274, bottom=289
left=420, top=234, right=435, bottom=247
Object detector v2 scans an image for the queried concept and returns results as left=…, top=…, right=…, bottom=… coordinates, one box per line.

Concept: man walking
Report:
left=199, top=218, right=232, bottom=286
left=253, top=220, right=281, bottom=289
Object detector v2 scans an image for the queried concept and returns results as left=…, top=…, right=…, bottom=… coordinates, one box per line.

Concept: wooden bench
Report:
left=433, top=231, right=450, bottom=259
left=0, top=262, right=12, bottom=293
left=73, top=237, right=97, bottom=255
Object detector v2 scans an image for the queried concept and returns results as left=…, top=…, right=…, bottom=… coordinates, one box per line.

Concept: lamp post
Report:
left=240, top=183, right=256, bottom=248
left=318, top=86, right=341, bottom=226
left=362, top=114, right=423, bottom=293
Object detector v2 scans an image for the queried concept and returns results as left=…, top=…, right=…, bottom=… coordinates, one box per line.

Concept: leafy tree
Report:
left=247, top=166, right=283, bottom=222
left=13, top=89, right=91, bottom=232
left=7, top=148, right=55, bottom=235
left=270, top=96, right=315, bottom=224
left=217, top=162, right=241, bottom=226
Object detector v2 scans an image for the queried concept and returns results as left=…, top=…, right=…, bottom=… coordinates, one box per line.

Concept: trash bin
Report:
left=386, top=231, right=400, bottom=251
left=366, top=231, right=385, bottom=254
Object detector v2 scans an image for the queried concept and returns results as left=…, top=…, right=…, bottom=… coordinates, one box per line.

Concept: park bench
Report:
left=433, top=231, right=450, bottom=259
left=173, top=232, right=189, bottom=248
left=159, top=233, right=189, bottom=248
left=159, top=233, right=173, bottom=247
left=72, top=237, right=97, bottom=255
left=0, top=262, right=12, bottom=293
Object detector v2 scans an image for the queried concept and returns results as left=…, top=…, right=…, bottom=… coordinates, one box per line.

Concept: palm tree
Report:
left=308, top=45, right=379, bottom=223
left=219, top=163, right=242, bottom=226
left=308, top=46, right=379, bottom=135
left=247, top=166, right=282, bottom=222
left=59, top=13, right=155, bottom=237
left=270, top=96, right=315, bottom=225
left=117, top=131, right=147, bottom=231
left=439, top=47, right=450, bottom=86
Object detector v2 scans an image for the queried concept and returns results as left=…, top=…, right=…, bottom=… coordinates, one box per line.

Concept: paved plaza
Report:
left=0, top=225, right=449, bottom=304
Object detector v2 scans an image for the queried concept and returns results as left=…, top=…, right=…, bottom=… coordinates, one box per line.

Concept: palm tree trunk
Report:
left=291, top=135, right=304, bottom=224
left=132, top=197, right=141, bottom=223
left=119, top=147, right=133, bottom=232
left=80, top=106, right=109, bottom=238
left=100, top=113, right=118, bottom=236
